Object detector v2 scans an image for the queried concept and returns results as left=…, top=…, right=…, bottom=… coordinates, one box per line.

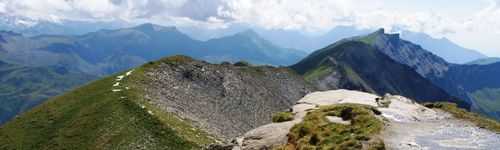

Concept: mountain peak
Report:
left=0, top=30, right=22, bottom=37
left=133, top=23, right=177, bottom=32
left=374, top=28, right=385, bottom=34
left=371, top=28, right=400, bottom=40
left=236, top=29, right=260, bottom=38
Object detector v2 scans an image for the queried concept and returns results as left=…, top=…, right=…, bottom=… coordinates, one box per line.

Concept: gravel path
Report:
left=382, top=112, right=500, bottom=150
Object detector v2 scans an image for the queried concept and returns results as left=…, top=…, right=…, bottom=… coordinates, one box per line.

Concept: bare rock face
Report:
left=143, top=56, right=313, bottom=140
left=368, top=29, right=450, bottom=78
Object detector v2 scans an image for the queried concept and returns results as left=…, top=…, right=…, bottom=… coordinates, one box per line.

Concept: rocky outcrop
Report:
left=362, top=29, right=450, bottom=78
left=143, top=56, right=313, bottom=140
left=229, top=89, right=500, bottom=150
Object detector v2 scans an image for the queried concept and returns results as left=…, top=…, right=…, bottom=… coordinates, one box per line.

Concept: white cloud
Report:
left=218, top=0, right=356, bottom=32
left=1, top=0, right=498, bottom=37
left=217, top=0, right=497, bottom=38
left=0, top=0, right=228, bottom=27
left=0, top=2, right=6, bottom=13
left=471, top=0, right=500, bottom=34
left=0, top=0, right=499, bottom=56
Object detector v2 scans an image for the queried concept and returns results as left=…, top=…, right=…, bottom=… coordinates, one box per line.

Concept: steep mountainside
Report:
left=438, top=62, right=500, bottom=120
left=356, top=29, right=450, bottom=78
left=0, top=24, right=306, bottom=124
left=351, top=29, right=500, bottom=120
left=0, top=56, right=312, bottom=149
left=0, top=60, right=94, bottom=124
left=290, top=41, right=464, bottom=106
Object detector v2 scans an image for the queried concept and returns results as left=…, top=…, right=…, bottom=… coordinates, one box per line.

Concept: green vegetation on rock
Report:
left=280, top=104, right=384, bottom=150
left=424, top=102, right=500, bottom=133
left=359, top=33, right=377, bottom=45
left=470, top=88, right=500, bottom=115
left=303, top=65, right=332, bottom=82
left=272, top=112, right=294, bottom=123
left=234, top=61, right=251, bottom=67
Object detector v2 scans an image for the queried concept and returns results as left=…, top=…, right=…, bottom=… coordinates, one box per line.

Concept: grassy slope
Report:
left=303, top=65, right=332, bottom=82
left=0, top=61, right=215, bottom=149
left=425, top=102, right=500, bottom=133
left=470, top=88, right=500, bottom=115
left=0, top=63, right=94, bottom=124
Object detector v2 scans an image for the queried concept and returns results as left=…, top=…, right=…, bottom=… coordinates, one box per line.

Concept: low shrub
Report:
left=272, top=112, right=294, bottom=123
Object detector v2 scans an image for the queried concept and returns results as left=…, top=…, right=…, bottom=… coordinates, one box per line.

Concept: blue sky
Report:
left=0, top=0, right=499, bottom=56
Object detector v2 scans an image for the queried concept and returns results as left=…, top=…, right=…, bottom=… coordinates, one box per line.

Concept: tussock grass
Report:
left=278, top=103, right=385, bottom=150
left=272, top=112, right=294, bottom=123
left=424, top=102, right=500, bottom=133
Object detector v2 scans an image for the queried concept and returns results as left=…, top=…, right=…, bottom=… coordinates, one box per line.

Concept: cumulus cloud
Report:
left=217, top=0, right=491, bottom=37
left=218, top=0, right=357, bottom=32
left=1, top=0, right=499, bottom=37
left=0, top=0, right=228, bottom=28
left=470, top=0, right=500, bottom=34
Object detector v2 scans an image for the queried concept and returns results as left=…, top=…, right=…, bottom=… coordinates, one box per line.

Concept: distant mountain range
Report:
left=400, top=31, right=487, bottom=64
left=0, top=60, right=94, bottom=124
left=467, top=57, right=500, bottom=65
left=0, top=23, right=305, bottom=124
left=0, top=23, right=305, bottom=75
left=3, top=17, right=487, bottom=64
left=0, top=14, right=127, bottom=36
left=253, top=26, right=487, bottom=64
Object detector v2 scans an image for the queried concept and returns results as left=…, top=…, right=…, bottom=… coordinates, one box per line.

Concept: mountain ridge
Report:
left=0, top=55, right=313, bottom=149
left=291, top=40, right=464, bottom=106
left=0, top=23, right=306, bottom=124
left=350, top=29, right=500, bottom=120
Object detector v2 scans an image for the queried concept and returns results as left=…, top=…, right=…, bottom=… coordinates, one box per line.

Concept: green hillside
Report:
left=0, top=60, right=215, bottom=149
left=0, top=61, right=94, bottom=124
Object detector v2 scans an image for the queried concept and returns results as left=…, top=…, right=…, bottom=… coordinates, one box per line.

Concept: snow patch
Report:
left=126, top=70, right=134, bottom=76
left=116, top=75, right=124, bottom=81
